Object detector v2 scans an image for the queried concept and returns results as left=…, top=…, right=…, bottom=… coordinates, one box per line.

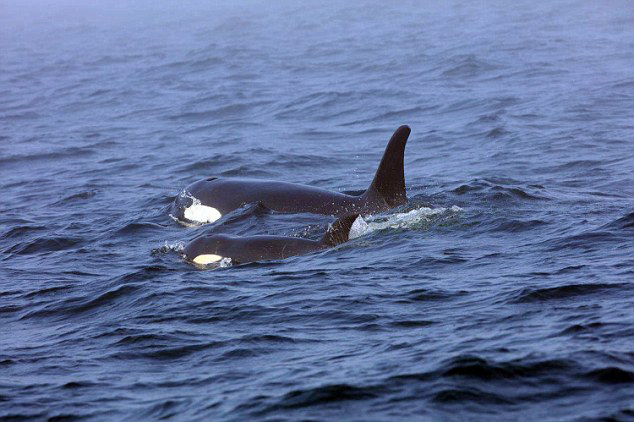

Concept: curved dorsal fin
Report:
left=323, top=214, right=360, bottom=246
left=365, top=125, right=410, bottom=207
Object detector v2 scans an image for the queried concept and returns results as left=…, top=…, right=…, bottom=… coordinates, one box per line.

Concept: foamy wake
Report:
left=349, top=205, right=463, bottom=239
left=215, top=257, right=233, bottom=268
left=151, top=241, right=185, bottom=255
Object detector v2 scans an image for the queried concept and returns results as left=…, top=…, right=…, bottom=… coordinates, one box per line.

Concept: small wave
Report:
left=164, top=56, right=225, bottom=72
left=440, top=55, right=501, bottom=79
left=512, top=283, right=627, bottom=303
left=265, top=153, right=338, bottom=170
left=431, top=387, right=513, bottom=404
left=538, top=159, right=606, bottom=173
left=114, top=333, right=181, bottom=346
left=440, top=355, right=574, bottom=381
left=0, top=111, right=41, bottom=120
left=168, top=101, right=272, bottom=122
left=138, top=399, right=191, bottom=421
left=113, top=222, right=165, bottom=236
left=120, top=341, right=224, bottom=361
left=271, top=383, right=380, bottom=410
left=485, top=127, right=509, bottom=138
left=54, top=190, right=97, bottom=204
left=559, top=322, right=604, bottom=335
left=273, top=91, right=352, bottom=119
left=585, top=367, right=634, bottom=384
left=547, top=231, right=623, bottom=251
left=388, top=355, right=576, bottom=393
left=601, top=211, right=634, bottom=231
left=492, top=187, right=545, bottom=202
left=0, top=304, right=21, bottom=314
left=397, top=287, right=463, bottom=303
left=1, top=224, right=47, bottom=239
left=177, top=154, right=242, bottom=173
left=0, top=412, right=48, bottom=421
left=390, top=319, right=434, bottom=328
left=451, top=179, right=549, bottom=201
left=218, top=348, right=263, bottom=360
left=61, top=380, right=98, bottom=389
left=340, top=105, right=436, bottom=127
left=239, top=334, right=311, bottom=344
left=70, top=285, right=140, bottom=315
left=115, top=265, right=173, bottom=284
left=23, top=285, right=71, bottom=299
left=491, top=219, right=548, bottom=233
left=20, top=284, right=140, bottom=320
left=0, top=146, right=95, bottom=167
left=5, top=236, right=82, bottom=255
left=219, top=166, right=276, bottom=178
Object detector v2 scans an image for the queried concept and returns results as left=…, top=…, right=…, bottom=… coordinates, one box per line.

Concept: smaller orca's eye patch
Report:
left=193, top=254, right=223, bottom=265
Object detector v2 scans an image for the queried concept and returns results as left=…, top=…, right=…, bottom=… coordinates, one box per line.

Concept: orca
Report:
left=171, top=125, right=411, bottom=225
left=184, top=214, right=359, bottom=266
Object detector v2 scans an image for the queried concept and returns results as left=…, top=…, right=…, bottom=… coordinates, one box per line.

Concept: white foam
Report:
left=349, top=215, right=370, bottom=239
left=151, top=241, right=185, bottom=255
left=349, top=205, right=463, bottom=239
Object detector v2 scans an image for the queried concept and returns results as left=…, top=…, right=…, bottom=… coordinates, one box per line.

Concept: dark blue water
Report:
left=2, top=0, right=634, bottom=420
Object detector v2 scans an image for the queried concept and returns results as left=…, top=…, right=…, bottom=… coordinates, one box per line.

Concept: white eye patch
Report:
left=183, top=204, right=222, bottom=224
left=193, top=254, right=223, bottom=265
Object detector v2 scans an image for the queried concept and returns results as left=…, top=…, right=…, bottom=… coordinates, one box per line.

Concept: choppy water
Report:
left=2, top=0, right=634, bottom=420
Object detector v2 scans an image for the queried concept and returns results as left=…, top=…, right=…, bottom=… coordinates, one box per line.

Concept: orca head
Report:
left=184, top=234, right=229, bottom=265
left=171, top=189, right=223, bottom=225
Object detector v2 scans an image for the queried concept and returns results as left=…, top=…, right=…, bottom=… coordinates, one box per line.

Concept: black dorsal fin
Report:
left=323, top=214, right=360, bottom=247
left=365, top=125, right=410, bottom=207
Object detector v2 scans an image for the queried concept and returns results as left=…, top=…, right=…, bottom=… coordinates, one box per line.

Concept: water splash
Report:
left=350, top=205, right=463, bottom=239
left=218, top=257, right=232, bottom=268
left=151, top=241, right=185, bottom=255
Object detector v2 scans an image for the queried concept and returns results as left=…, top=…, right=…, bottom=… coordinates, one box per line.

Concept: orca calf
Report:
left=184, top=214, right=359, bottom=266
left=171, top=125, right=411, bottom=225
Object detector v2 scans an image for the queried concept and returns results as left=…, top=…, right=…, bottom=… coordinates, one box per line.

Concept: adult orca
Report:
left=184, top=214, right=359, bottom=266
left=171, top=125, right=411, bottom=225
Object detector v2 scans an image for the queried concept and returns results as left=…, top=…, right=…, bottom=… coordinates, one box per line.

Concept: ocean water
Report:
left=2, top=0, right=634, bottom=420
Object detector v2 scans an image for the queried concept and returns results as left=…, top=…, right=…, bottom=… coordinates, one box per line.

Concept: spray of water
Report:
left=151, top=241, right=185, bottom=255
left=350, top=205, right=463, bottom=239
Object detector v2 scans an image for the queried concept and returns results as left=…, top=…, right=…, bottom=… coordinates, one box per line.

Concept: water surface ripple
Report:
left=1, top=0, right=633, bottom=420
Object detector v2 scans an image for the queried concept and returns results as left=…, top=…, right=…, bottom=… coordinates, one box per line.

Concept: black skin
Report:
left=172, top=125, right=411, bottom=222
left=183, top=177, right=387, bottom=216
left=184, top=233, right=328, bottom=265
left=184, top=214, right=359, bottom=265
